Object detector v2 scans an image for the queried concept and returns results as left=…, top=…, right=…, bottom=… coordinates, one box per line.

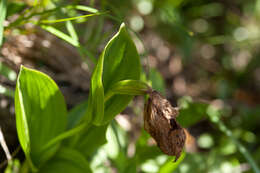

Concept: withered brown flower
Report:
left=144, top=90, right=186, bottom=161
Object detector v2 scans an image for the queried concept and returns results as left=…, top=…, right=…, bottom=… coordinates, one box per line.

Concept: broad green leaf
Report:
left=66, top=102, right=107, bottom=157
left=67, top=101, right=88, bottom=130
left=76, top=124, right=108, bottom=157
left=87, top=50, right=105, bottom=125
left=70, top=24, right=141, bottom=152
left=15, top=66, right=67, bottom=168
left=0, top=0, right=7, bottom=47
left=87, top=23, right=141, bottom=125
left=39, top=147, right=91, bottom=173
left=101, top=23, right=141, bottom=124
left=62, top=101, right=88, bottom=148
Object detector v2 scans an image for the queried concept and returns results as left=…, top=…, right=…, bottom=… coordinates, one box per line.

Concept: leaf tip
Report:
left=18, top=65, right=26, bottom=79
left=20, top=64, right=25, bottom=70
left=119, top=23, right=126, bottom=31
left=19, top=65, right=29, bottom=73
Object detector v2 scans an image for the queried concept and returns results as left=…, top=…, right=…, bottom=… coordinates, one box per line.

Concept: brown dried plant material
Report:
left=184, top=129, right=197, bottom=153
left=144, top=90, right=186, bottom=161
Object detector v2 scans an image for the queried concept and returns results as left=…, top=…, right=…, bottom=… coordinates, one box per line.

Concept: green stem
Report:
left=104, top=80, right=151, bottom=102
left=42, top=80, right=150, bottom=150
left=41, top=123, right=86, bottom=151
left=216, top=121, right=260, bottom=173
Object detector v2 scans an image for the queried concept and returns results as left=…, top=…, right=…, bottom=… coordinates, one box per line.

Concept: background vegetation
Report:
left=0, top=0, right=260, bottom=172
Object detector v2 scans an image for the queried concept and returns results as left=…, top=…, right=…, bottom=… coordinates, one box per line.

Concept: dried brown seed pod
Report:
left=144, top=90, right=186, bottom=161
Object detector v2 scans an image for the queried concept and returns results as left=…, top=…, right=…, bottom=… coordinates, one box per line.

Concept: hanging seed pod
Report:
left=144, top=90, right=186, bottom=161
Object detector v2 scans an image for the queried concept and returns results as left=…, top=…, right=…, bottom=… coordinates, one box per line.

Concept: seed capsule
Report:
left=144, top=90, right=186, bottom=161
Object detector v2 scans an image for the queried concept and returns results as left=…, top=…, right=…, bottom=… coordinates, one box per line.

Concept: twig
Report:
left=0, top=126, right=12, bottom=164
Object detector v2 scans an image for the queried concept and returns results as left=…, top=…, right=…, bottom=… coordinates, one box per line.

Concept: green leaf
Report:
left=212, top=119, right=260, bottom=173
left=41, top=25, right=79, bottom=47
left=4, top=159, right=20, bottom=173
left=15, top=66, right=67, bottom=168
left=87, top=23, right=141, bottom=125
left=76, top=124, right=108, bottom=157
left=122, top=158, right=138, bottom=173
left=67, top=5, right=99, bottom=13
left=0, top=0, right=7, bottom=47
left=158, top=152, right=186, bottom=173
left=42, top=23, right=97, bottom=64
left=40, top=13, right=103, bottom=24
left=70, top=23, right=141, bottom=151
left=87, top=49, right=105, bottom=125
left=104, top=121, right=127, bottom=160
left=66, top=103, right=107, bottom=157
left=177, top=97, right=208, bottom=127
left=67, top=101, right=88, bottom=130
left=101, top=23, right=141, bottom=124
left=66, top=21, right=78, bottom=43
left=39, top=147, right=92, bottom=173
left=135, top=129, right=162, bottom=164
left=149, top=68, right=166, bottom=96
left=105, top=80, right=150, bottom=101
left=6, top=1, right=26, bottom=17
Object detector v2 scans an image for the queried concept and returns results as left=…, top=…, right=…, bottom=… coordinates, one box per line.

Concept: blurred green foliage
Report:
left=1, top=0, right=260, bottom=172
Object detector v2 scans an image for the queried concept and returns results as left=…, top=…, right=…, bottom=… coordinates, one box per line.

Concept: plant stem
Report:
left=216, top=121, right=260, bottom=173
left=0, top=127, right=11, bottom=162
left=41, top=123, right=86, bottom=151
